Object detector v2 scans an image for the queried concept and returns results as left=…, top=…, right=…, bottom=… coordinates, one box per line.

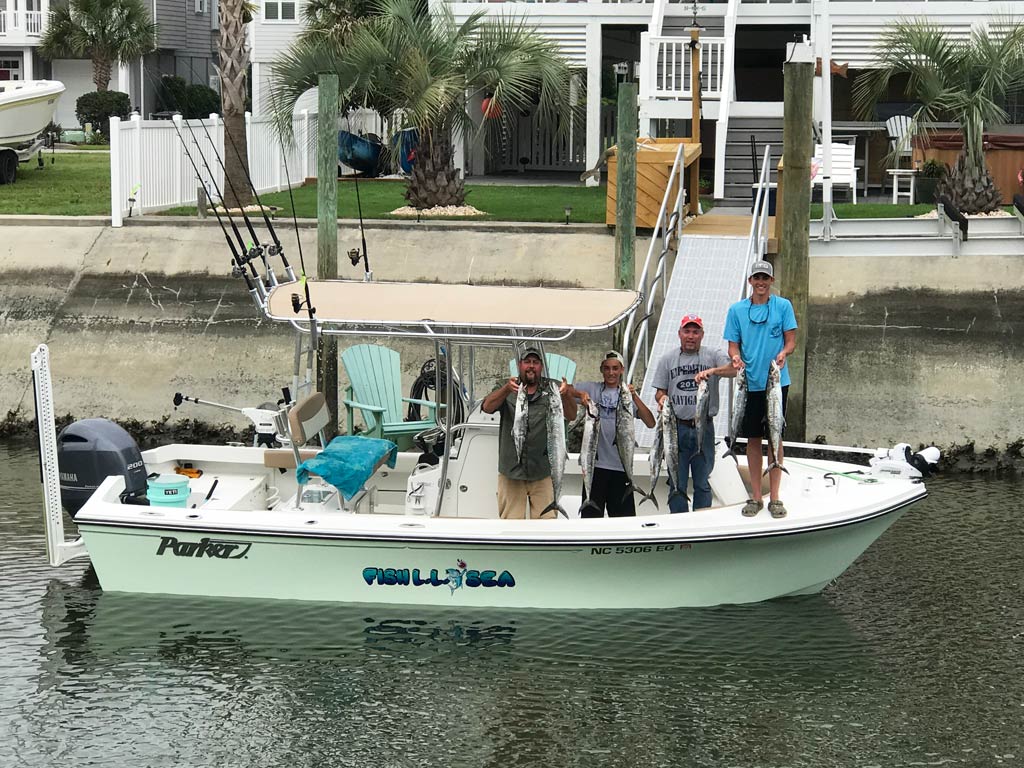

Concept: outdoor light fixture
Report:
left=564, top=206, right=573, bottom=225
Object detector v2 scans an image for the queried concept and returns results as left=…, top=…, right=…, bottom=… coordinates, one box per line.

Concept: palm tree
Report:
left=218, top=0, right=252, bottom=209
left=854, top=18, right=1024, bottom=213
left=298, top=0, right=376, bottom=47
left=269, top=0, right=581, bottom=209
left=39, top=0, right=157, bottom=92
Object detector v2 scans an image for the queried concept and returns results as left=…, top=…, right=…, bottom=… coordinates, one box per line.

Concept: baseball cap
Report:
left=603, top=350, right=625, bottom=365
left=749, top=259, right=774, bottom=278
left=519, top=346, right=543, bottom=362
left=679, top=313, right=703, bottom=329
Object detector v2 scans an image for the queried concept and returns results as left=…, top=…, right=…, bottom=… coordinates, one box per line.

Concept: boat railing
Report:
left=624, top=141, right=688, bottom=382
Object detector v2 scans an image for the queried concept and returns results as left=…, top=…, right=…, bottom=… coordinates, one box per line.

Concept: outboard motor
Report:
left=57, top=419, right=148, bottom=516
left=869, top=443, right=940, bottom=480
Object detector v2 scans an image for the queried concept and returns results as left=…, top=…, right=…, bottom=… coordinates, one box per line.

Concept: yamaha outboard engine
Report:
left=57, top=419, right=148, bottom=516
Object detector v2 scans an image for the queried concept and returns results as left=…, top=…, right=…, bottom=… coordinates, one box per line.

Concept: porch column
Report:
left=585, top=21, right=602, bottom=188
left=466, top=91, right=485, bottom=177
left=251, top=62, right=262, bottom=115
left=22, top=48, right=33, bottom=81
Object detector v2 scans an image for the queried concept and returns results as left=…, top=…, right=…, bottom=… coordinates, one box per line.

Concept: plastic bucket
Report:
left=147, top=474, right=190, bottom=508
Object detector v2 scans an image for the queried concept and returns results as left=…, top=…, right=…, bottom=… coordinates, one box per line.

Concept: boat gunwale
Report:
left=74, top=491, right=925, bottom=547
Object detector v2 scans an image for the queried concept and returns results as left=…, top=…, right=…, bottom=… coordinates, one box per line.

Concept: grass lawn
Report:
left=811, top=202, right=935, bottom=219
left=0, top=152, right=110, bottom=216
left=165, top=179, right=611, bottom=223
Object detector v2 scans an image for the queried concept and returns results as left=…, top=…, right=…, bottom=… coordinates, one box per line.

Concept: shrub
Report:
left=76, top=91, right=131, bottom=135
left=155, top=76, right=220, bottom=119
left=920, top=158, right=947, bottom=179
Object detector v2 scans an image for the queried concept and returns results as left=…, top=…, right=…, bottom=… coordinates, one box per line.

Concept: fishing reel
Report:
left=347, top=248, right=362, bottom=267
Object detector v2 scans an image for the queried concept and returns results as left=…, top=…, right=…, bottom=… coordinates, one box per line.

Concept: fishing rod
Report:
left=181, top=116, right=278, bottom=288
left=217, top=109, right=297, bottom=283
left=168, top=117, right=262, bottom=307
left=171, top=61, right=293, bottom=284
left=343, top=111, right=373, bottom=281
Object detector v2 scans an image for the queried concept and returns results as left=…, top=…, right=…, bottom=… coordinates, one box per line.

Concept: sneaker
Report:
left=768, top=500, right=788, bottom=519
left=741, top=499, right=763, bottom=517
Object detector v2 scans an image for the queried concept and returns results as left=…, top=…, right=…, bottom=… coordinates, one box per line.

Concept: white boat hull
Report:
left=0, top=80, right=64, bottom=146
left=71, top=439, right=925, bottom=609
left=77, top=504, right=911, bottom=609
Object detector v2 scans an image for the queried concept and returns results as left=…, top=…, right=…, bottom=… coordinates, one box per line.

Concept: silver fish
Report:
left=723, top=368, right=748, bottom=463
left=541, top=380, right=568, bottom=518
left=662, top=403, right=683, bottom=507
left=579, top=400, right=601, bottom=515
left=512, top=381, right=528, bottom=463
left=764, top=361, right=788, bottom=476
left=694, top=378, right=710, bottom=458
left=615, top=384, right=636, bottom=489
left=643, top=404, right=666, bottom=510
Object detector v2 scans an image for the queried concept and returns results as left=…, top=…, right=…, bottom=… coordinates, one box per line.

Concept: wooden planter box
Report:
left=913, top=132, right=1024, bottom=204
left=606, top=138, right=701, bottom=228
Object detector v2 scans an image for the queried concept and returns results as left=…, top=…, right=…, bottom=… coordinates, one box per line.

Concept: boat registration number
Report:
left=590, top=544, right=690, bottom=556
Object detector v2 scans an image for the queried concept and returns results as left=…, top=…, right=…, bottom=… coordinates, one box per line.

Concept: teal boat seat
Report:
left=341, top=344, right=441, bottom=441
left=507, top=352, right=577, bottom=384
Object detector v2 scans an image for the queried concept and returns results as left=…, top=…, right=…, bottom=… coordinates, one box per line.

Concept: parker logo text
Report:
left=156, top=536, right=252, bottom=559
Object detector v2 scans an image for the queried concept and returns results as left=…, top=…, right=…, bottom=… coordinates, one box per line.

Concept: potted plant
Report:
left=699, top=175, right=712, bottom=195
left=916, top=158, right=946, bottom=204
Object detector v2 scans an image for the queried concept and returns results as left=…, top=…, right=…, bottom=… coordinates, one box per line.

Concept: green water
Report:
left=0, top=441, right=1021, bottom=767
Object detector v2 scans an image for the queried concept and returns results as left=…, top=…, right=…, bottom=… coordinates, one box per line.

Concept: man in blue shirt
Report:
left=723, top=260, right=798, bottom=518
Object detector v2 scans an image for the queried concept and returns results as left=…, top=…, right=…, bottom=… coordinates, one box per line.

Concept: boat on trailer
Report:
left=33, top=266, right=937, bottom=609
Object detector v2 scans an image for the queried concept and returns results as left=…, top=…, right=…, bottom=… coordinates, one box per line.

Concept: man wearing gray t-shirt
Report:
left=652, top=314, right=736, bottom=512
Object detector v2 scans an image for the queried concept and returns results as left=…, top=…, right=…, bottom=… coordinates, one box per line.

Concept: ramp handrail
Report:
left=746, top=144, right=772, bottom=275
left=624, top=141, right=689, bottom=381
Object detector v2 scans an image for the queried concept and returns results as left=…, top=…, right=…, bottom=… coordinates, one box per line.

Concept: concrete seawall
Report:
left=2, top=218, right=1022, bottom=462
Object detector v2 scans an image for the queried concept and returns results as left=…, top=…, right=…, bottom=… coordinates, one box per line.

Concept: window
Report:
left=263, top=0, right=296, bottom=22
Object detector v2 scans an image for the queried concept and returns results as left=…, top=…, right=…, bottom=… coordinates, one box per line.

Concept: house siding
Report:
left=251, top=1, right=305, bottom=63
left=155, top=0, right=188, bottom=50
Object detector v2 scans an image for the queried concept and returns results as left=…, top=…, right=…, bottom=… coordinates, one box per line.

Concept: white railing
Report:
left=109, top=111, right=316, bottom=227
left=640, top=35, right=726, bottom=101
left=25, top=11, right=43, bottom=35
left=624, top=142, right=689, bottom=381
left=0, top=10, right=48, bottom=36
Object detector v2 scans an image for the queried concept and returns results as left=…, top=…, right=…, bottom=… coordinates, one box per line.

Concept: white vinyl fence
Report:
left=108, top=111, right=320, bottom=227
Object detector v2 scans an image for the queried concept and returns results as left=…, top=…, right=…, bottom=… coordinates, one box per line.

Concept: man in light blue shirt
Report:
left=723, top=259, right=797, bottom=519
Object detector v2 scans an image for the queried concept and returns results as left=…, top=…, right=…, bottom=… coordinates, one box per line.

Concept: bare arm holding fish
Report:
left=629, top=385, right=656, bottom=428
left=558, top=377, right=577, bottom=420
left=481, top=378, right=518, bottom=414
left=775, top=330, right=797, bottom=369
left=693, top=362, right=739, bottom=385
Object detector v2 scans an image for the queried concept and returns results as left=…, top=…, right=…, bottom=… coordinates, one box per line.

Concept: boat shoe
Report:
left=768, top=500, right=788, bottom=519
left=741, top=499, right=763, bottom=517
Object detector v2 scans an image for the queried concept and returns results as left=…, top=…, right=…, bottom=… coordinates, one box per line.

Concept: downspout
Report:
left=713, top=0, right=738, bottom=200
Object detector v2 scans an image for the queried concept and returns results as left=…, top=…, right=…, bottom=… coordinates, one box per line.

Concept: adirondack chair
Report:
left=507, top=353, right=577, bottom=384
left=812, top=143, right=859, bottom=204
left=884, top=114, right=914, bottom=193
left=341, top=344, right=441, bottom=443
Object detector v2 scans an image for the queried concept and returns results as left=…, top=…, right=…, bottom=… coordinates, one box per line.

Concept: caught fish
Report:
left=579, top=399, right=601, bottom=515
left=723, top=368, right=748, bottom=463
left=643, top=404, right=665, bottom=510
left=764, top=361, right=788, bottom=476
left=694, top=378, right=710, bottom=457
left=615, top=384, right=637, bottom=499
left=512, top=380, right=528, bottom=463
left=540, top=380, right=569, bottom=518
left=662, top=404, right=684, bottom=507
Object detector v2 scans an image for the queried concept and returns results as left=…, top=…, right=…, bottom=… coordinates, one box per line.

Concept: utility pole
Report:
left=689, top=27, right=701, bottom=214
left=780, top=42, right=813, bottom=441
left=317, top=73, right=339, bottom=440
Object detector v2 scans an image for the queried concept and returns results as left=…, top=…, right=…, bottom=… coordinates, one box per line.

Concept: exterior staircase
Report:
left=722, top=116, right=784, bottom=204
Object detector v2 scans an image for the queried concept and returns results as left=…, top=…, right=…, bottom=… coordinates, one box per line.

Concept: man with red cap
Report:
left=653, top=313, right=736, bottom=512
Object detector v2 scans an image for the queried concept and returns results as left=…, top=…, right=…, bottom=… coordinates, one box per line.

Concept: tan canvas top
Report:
left=266, top=280, right=639, bottom=333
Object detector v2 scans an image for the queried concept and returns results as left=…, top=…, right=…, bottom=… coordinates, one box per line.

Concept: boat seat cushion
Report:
left=296, top=435, right=399, bottom=500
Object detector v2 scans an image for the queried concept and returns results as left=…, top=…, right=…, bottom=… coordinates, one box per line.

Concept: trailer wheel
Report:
left=0, top=151, right=16, bottom=185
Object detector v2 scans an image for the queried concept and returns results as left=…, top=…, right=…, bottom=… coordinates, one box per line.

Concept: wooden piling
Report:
left=317, top=73, right=339, bottom=440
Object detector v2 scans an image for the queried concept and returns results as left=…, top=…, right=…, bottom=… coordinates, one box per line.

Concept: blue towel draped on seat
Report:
left=295, top=436, right=398, bottom=501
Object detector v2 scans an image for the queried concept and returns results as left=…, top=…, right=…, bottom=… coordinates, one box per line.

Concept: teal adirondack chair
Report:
left=341, top=344, right=441, bottom=442
left=507, top=353, right=577, bottom=384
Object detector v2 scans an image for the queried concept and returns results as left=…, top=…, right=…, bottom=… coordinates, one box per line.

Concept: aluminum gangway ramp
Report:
left=636, top=233, right=751, bottom=447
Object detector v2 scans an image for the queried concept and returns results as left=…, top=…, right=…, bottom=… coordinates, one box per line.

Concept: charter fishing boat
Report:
left=32, top=276, right=936, bottom=610
left=0, top=79, right=64, bottom=146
